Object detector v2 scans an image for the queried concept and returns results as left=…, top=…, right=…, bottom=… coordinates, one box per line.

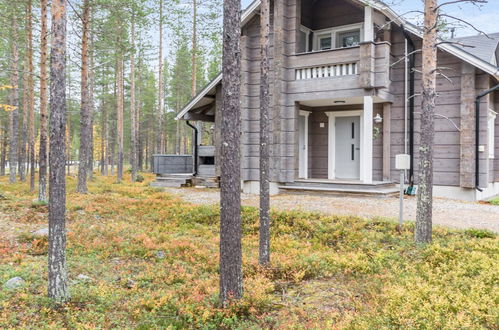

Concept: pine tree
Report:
left=219, top=0, right=242, bottom=306
left=48, top=0, right=69, bottom=303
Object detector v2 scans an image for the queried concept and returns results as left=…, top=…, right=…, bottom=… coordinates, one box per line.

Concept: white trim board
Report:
left=298, top=110, right=310, bottom=179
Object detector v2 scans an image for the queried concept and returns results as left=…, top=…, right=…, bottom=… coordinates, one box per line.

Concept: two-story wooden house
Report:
left=174, top=0, right=499, bottom=201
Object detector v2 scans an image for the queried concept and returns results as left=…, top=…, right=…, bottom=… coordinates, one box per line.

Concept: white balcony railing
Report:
left=295, top=62, right=358, bottom=80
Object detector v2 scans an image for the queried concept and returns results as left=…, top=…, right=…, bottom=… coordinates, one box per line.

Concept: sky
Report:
left=241, top=0, right=499, bottom=37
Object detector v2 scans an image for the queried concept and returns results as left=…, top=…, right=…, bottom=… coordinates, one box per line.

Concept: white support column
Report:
left=363, top=96, right=374, bottom=183
left=364, top=6, right=374, bottom=42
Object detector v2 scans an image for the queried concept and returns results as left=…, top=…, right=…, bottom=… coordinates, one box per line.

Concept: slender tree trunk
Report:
left=19, top=30, right=28, bottom=183
left=116, top=55, right=124, bottom=183
left=27, top=0, right=35, bottom=192
left=130, top=14, right=138, bottom=182
left=259, top=0, right=271, bottom=266
left=48, top=0, right=69, bottom=303
left=220, top=0, right=242, bottom=306
left=8, top=18, right=20, bottom=184
left=77, top=0, right=91, bottom=193
left=156, top=0, right=164, bottom=154
left=191, top=0, right=203, bottom=143
left=39, top=0, right=49, bottom=202
left=137, top=57, right=143, bottom=172
left=88, top=35, right=95, bottom=181
left=415, top=0, right=438, bottom=244
left=0, top=121, right=7, bottom=176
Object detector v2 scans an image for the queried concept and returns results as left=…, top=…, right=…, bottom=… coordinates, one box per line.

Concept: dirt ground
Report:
left=163, top=187, right=499, bottom=233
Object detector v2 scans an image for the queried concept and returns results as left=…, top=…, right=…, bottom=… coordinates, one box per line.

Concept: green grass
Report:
left=0, top=174, right=497, bottom=328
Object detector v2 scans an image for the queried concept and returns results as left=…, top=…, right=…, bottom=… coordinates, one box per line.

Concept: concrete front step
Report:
left=293, top=179, right=395, bottom=190
left=279, top=184, right=399, bottom=197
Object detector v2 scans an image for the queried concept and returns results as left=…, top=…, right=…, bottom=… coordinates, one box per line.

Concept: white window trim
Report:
left=312, top=23, right=364, bottom=51
left=488, top=109, right=497, bottom=159
left=299, top=25, right=311, bottom=52
left=298, top=110, right=311, bottom=179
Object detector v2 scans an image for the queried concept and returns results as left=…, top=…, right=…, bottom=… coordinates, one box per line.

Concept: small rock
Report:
left=33, top=228, right=49, bottom=237
left=156, top=251, right=166, bottom=259
left=126, top=279, right=136, bottom=289
left=76, top=274, right=93, bottom=282
left=77, top=210, right=86, bottom=215
left=3, top=277, right=25, bottom=290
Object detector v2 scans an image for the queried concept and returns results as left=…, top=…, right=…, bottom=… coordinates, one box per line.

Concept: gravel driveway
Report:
left=163, top=188, right=499, bottom=233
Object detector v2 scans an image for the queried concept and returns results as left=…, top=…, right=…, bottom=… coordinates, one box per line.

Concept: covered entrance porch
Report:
left=296, top=95, right=391, bottom=185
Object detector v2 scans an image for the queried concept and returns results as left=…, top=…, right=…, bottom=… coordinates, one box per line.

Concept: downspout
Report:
left=402, top=27, right=416, bottom=187
left=186, top=120, right=198, bottom=176
left=475, top=84, right=499, bottom=191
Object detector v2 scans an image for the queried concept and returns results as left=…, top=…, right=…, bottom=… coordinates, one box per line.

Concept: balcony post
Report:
left=364, top=6, right=374, bottom=42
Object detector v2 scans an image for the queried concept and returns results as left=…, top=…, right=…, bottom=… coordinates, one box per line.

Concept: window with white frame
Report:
left=337, top=30, right=361, bottom=48
left=488, top=109, right=497, bottom=158
left=312, top=23, right=364, bottom=52
left=298, top=26, right=311, bottom=53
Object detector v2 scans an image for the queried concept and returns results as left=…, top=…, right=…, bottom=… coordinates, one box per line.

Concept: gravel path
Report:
left=164, top=188, right=499, bottom=233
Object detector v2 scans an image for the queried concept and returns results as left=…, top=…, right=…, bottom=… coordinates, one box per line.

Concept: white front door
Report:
left=298, top=111, right=309, bottom=178
left=334, top=116, right=361, bottom=180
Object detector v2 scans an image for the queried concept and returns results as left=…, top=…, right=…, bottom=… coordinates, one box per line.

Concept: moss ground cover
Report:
left=0, top=174, right=497, bottom=328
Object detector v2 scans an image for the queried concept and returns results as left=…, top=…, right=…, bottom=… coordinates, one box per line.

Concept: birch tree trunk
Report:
left=8, top=17, right=20, bottom=184
left=77, top=0, right=91, bottom=193
left=130, top=14, right=138, bottom=182
left=259, top=0, right=271, bottom=266
left=48, top=0, right=69, bottom=303
left=27, top=0, right=35, bottom=192
left=415, top=0, right=438, bottom=244
left=39, top=0, right=49, bottom=202
left=220, top=0, right=243, bottom=306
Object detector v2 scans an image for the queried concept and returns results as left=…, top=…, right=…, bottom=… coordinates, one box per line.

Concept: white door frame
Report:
left=299, top=110, right=310, bottom=179
left=325, top=110, right=364, bottom=181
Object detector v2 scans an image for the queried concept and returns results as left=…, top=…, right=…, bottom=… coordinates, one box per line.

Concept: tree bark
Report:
left=77, top=0, right=91, bottom=193
left=8, top=17, right=20, bottom=184
left=27, top=0, right=35, bottom=192
left=156, top=0, right=164, bottom=154
left=39, top=0, right=49, bottom=202
left=259, top=0, right=271, bottom=266
left=130, top=14, right=138, bottom=182
left=116, top=55, right=124, bottom=183
left=416, top=0, right=438, bottom=244
left=220, top=0, right=243, bottom=306
left=48, top=0, right=69, bottom=303
left=88, top=34, right=95, bottom=181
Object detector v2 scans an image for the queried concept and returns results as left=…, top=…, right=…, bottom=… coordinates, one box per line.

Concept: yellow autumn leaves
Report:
left=0, top=85, right=17, bottom=112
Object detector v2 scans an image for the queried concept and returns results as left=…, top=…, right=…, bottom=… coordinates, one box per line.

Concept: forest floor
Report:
left=163, top=187, right=499, bottom=233
left=0, top=173, right=497, bottom=328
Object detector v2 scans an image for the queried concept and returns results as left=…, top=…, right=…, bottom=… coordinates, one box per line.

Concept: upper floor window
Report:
left=318, top=34, right=332, bottom=50
left=305, top=23, right=363, bottom=53
left=337, top=30, right=361, bottom=48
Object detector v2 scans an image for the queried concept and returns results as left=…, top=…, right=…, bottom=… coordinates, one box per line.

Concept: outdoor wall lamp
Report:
left=374, top=113, right=383, bottom=124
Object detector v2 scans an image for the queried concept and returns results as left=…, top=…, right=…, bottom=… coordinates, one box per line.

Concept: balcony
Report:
left=292, top=46, right=360, bottom=81
left=289, top=42, right=390, bottom=92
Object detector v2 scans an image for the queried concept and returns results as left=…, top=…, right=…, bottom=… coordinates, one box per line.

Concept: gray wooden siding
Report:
left=387, top=26, right=490, bottom=187
left=219, top=1, right=498, bottom=188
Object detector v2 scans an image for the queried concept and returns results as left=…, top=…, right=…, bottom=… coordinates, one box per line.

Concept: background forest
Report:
left=0, top=0, right=223, bottom=179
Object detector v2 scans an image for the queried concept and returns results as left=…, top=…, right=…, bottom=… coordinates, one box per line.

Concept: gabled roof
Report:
left=451, top=33, right=499, bottom=66
left=176, top=0, right=499, bottom=120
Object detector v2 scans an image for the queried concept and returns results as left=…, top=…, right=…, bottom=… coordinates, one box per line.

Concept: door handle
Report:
left=351, top=144, right=354, bottom=160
